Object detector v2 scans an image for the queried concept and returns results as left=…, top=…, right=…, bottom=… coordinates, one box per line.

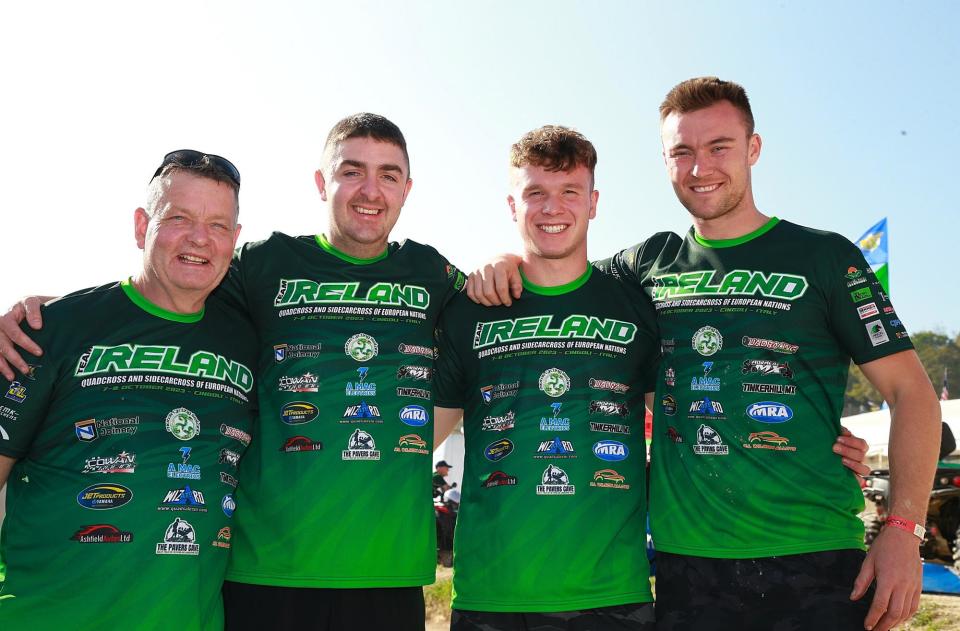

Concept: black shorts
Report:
left=222, top=580, right=425, bottom=631
left=452, top=602, right=655, bottom=631
left=654, top=549, right=875, bottom=631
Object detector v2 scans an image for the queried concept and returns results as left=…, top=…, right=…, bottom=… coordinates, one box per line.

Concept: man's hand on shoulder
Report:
left=851, top=525, right=922, bottom=631
left=466, top=253, right=523, bottom=306
left=0, top=295, right=51, bottom=380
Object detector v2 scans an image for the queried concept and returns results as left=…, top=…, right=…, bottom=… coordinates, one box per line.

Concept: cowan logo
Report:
left=593, top=440, right=629, bottom=462
left=473, top=315, right=637, bottom=349
left=399, top=405, right=430, bottom=427
left=746, top=402, right=794, bottom=424
left=651, top=270, right=808, bottom=301
left=77, top=484, right=133, bottom=510
left=74, top=345, right=253, bottom=393
left=274, top=280, right=430, bottom=309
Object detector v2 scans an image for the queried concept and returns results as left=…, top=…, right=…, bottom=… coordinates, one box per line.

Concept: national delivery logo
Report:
left=651, top=269, right=808, bottom=301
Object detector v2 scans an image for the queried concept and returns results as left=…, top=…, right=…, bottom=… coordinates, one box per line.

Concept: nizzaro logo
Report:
left=688, top=398, right=725, bottom=419
left=484, top=438, right=515, bottom=462
left=73, top=345, right=253, bottom=392
left=77, top=484, right=133, bottom=510
left=341, top=401, right=382, bottom=423
left=71, top=524, right=133, bottom=544
left=590, top=469, right=630, bottom=489
left=165, top=408, right=199, bottom=440
left=397, top=365, right=432, bottom=381
left=745, top=402, right=794, bottom=424
left=741, top=360, right=793, bottom=379
left=281, top=402, right=319, bottom=424
left=651, top=269, right=808, bottom=300
left=399, top=405, right=429, bottom=427
left=592, top=440, right=628, bottom=462
left=535, top=437, right=576, bottom=458
left=741, top=336, right=798, bottom=354
left=483, top=410, right=516, bottom=431
left=158, top=485, right=207, bottom=512
left=82, top=451, right=136, bottom=474
left=345, top=334, right=379, bottom=362
left=482, top=471, right=518, bottom=488
left=280, top=436, right=323, bottom=452
left=538, top=368, right=570, bottom=398
left=473, top=315, right=637, bottom=349
left=692, top=326, right=723, bottom=356
left=273, top=280, right=430, bottom=309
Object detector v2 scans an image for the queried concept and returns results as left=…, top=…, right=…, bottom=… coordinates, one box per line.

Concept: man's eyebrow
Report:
left=340, top=159, right=404, bottom=174
left=707, top=136, right=737, bottom=145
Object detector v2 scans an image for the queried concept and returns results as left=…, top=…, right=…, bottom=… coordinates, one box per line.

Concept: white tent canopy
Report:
left=842, top=398, right=960, bottom=463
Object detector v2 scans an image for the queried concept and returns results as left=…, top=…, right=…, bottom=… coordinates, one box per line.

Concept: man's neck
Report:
left=131, top=273, right=205, bottom=315
left=519, top=253, right=588, bottom=288
left=692, top=206, right=770, bottom=241
left=326, top=230, right=388, bottom=260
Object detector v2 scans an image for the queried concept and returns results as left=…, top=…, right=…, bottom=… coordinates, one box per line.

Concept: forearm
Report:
left=886, top=390, right=941, bottom=522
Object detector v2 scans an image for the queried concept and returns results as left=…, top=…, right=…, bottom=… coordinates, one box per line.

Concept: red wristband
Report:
left=884, top=516, right=925, bottom=540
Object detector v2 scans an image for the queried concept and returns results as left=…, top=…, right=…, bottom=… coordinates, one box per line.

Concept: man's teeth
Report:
left=355, top=207, right=380, bottom=215
left=540, top=225, right=567, bottom=234
left=693, top=184, right=720, bottom=193
left=179, top=255, right=207, bottom=264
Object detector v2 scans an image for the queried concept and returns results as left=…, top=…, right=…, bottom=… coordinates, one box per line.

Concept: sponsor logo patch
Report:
left=212, top=526, right=232, bottom=549
left=155, top=518, right=199, bottom=555
left=865, top=320, right=890, bottom=346
left=688, top=398, right=726, bottom=420
left=77, top=484, right=133, bottom=510
left=399, top=405, right=429, bottom=427
left=589, top=421, right=631, bottom=434
left=484, top=438, right=515, bottom=462
left=345, top=333, right=379, bottom=362
left=482, top=471, right=518, bottom=487
left=480, top=381, right=520, bottom=404
left=741, top=360, right=793, bottom=379
left=589, top=400, right=629, bottom=417
left=661, top=394, right=677, bottom=416
left=280, top=402, right=319, bottom=425
left=691, top=361, right=720, bottom=391
left=540, top=403, right=570, bottom=431
left=345, top=367, right=376, bottom=396
left=482, top=410, right=516, bottom=432
left=218, top=448, right=241, bottom=468
left=850, top=287, right=872, bottom=303
left=592, top=440, right=629, bottom=462
left=71, top=524, right=133, bottom=543
left=588, top=378, right=630, bottom=394
left=744, top=430, right=797, bottom=451
left=534, top=437, right=576, bottom=459
left=342, top=429, right=381, bottom=460
left=220, top=424, right=251, bottom=446
left=742, top=383, right=797, bottom=395
left=4, top=381, right=26, bottom=403
left=741, top=336, right=798, bottom=354
left=165, top=408, right=199, bottom=441
left=74, top=416, right=140, bottom=442
left=221, top=494, right=236, bottom=518
left=397, top=365, right=432, bottom=381
left=398, top=343, right=436, bottom=359
left=82, top=451, right=136, bottom=474
left=538, top=368, right=571, bottom=398
left=280, top=436, right=324, bottom=452
left=590, top=468, right=630, bottom=489
left=536, top=464, right=575, bottom=495
left=396, top=387, right=431, bottom=400
left=220, top=471, right=238, bottom=487
left=394, top=433, right=429, bottom=454
left=167, top=446, right=200, bottom=480
left=158, top=485, right=207, bottom=512
left=693, top=424, right=728, bottom=455
left=692, top=326, right=723, bottom=357
left=664, top=368, right=676, bottom=387
left=341, top=401, right=383, bottom=423
left=666, top=426, right=683, bottom=443
left=278, top=372, right=319, bottom=393
left=745, top=402, right=794, bottom=424
left=273, top=342, right=322, bottom=362
left=857, top=302, right=880, bottom=320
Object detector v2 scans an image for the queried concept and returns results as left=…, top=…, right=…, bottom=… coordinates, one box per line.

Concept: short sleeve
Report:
left=0, top=319, right=58, bottom=459
left=432, top=307, right=467, bottom=409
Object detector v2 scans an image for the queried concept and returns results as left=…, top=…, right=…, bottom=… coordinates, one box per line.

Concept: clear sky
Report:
left=2, top=0, right=956, bottom=334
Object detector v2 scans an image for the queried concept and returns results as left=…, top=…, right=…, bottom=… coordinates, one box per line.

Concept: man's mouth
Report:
left=178, top=254, right=209, bottom=265
left=691, top=183, right=721, bottom=193
left=354, top=206, right=381, bottom=216
left=538, top=224, right=568, bottom=234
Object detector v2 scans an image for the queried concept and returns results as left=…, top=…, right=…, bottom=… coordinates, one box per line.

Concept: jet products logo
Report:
left=538, top=368, right=571, bottom=398
left=651, top=269, right=808, bottom=301
left=661, top=394, right=677, bottom=416
left=484, top=438, right=515, bottom=462
left=74, top=344, right=253, bottom=392
left=273, top=280, right=430, bottom=309
left=77, top=484, right=133, bottom=510
left=692, top=326, right=723, bottom=357
left=280, top=402, right=319, bottom=425
left=745, top=402, right=794, bottom=424
left=473, top=314, right=637, bottom=349
left=345, top=334, right=379, bottom=362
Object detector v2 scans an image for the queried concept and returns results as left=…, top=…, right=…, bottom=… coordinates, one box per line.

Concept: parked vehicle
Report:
left=435, top=485, right=459, bottom=568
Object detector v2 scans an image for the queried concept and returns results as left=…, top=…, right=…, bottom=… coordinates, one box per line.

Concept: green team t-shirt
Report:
left=599, top=217, right=913, bottom=558
left=434, top=267, right=659, bottom=612
left=0, top=280, right=257, bottom=629
left=220, top=233, right=463, bottom=587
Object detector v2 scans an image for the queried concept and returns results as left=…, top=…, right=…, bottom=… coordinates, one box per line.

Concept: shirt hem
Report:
left=451, top=590, right=653, bottom=613
left=652, top=538, right=865, bottom=558
left=224, top=571, right=435, bottom=588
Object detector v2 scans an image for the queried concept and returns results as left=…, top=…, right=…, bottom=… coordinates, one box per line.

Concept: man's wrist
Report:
left=884, top=515, right=925, bottom=540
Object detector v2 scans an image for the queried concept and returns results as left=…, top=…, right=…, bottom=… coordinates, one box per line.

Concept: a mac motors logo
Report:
left=651, top=270, right=808, bottom=301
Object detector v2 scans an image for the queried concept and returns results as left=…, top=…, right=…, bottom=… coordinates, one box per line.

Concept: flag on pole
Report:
left=856, top=218, right=889, bottom=293
left=942, top=368, right=950, bottom=401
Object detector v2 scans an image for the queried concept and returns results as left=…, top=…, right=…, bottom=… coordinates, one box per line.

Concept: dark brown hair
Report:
left=322, top=113, right=410, bottom=176
left=510, top=125, right=597, bottom=185
left=660, top=77, right=755, bottom=135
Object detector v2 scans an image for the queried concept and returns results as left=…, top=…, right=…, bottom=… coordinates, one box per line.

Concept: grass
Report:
left=424, top=572, right=453, bottom=623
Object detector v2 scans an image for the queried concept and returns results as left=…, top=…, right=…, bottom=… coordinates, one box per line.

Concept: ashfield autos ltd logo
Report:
left=280, top=436, right=323, bottom=452
left=71, top=524, right=133, bottom=544
left=482, top=471, right=518, bottom=488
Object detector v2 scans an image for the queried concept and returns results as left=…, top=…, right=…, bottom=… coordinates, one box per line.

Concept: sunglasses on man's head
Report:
left=151, top=149, right=241, bottom=187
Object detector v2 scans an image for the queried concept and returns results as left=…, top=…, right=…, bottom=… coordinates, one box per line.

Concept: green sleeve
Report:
left=0, top=315, right=58, bottom=458
left=432, top=305, right=467, bottom=408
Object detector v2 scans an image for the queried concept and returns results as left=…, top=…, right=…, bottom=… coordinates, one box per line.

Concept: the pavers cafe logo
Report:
left=342, top=429, right=380, bottom=460
left=651, top=270, right=808, bottom=301
left=274, top=280, right=430, bottom=309
left=473, top=315, right=637, bottom=349
left=156, top=518, right=199, bottom=555
left=74, top=344, right=253, bottom=392
left=536, top=464, right=575, bottom=495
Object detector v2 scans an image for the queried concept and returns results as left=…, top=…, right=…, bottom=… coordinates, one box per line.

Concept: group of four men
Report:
left=0, top=76, right=941, bottom=631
